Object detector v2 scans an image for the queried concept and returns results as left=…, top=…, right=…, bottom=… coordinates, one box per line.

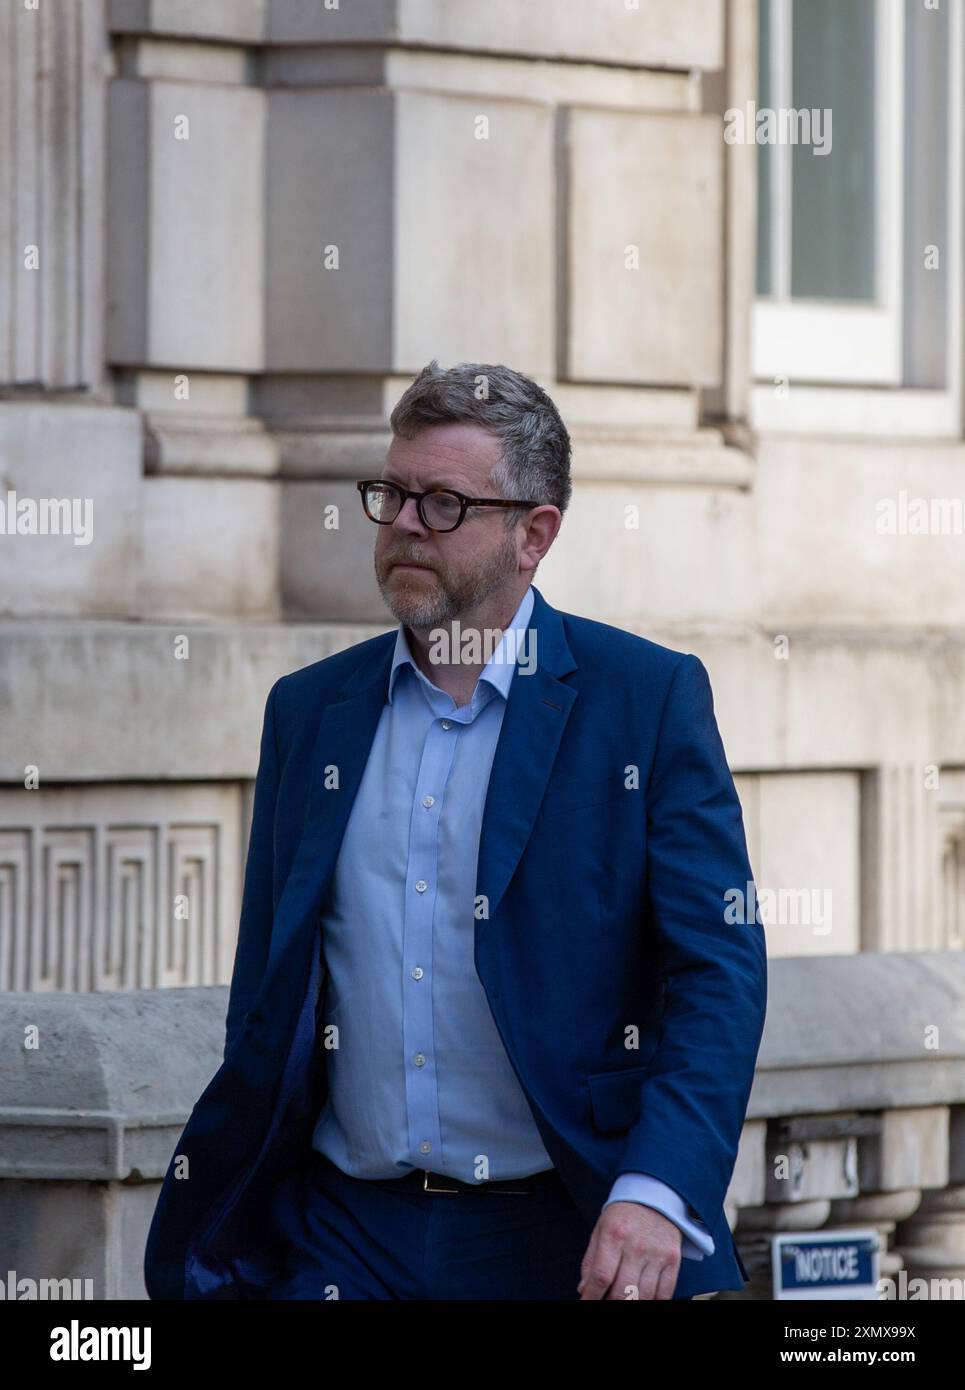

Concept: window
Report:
left=753, top=0, right=953, bottom=395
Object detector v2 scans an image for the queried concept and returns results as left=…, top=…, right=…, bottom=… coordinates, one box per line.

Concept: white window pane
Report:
left=791, top=0, right=877, bottom=301
left=756, top=0, right=775, bottom=296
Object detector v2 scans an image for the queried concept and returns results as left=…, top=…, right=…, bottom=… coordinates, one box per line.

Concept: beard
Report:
left=375, top=528, right=519, bottom=631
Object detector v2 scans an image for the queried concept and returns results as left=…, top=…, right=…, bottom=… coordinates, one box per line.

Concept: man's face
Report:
left=373, top=422, right=523, bottom=630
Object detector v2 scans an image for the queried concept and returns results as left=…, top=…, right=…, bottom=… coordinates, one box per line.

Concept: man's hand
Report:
left=577, top=1201, right=682, bottom=1300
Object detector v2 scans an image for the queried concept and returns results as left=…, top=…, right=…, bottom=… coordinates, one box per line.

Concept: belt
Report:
left=373, top=1167, right=556, bottom=1197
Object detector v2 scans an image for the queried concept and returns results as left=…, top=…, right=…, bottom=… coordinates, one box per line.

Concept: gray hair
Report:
left=389, top=360, right=572, bottom=526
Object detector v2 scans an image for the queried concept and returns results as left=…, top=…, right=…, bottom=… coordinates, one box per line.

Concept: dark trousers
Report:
left=266, top=1150, right=596, bottom=1300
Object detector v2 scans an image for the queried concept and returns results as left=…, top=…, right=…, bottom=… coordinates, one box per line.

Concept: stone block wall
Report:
left=1, top=0, right=964, bottom=1299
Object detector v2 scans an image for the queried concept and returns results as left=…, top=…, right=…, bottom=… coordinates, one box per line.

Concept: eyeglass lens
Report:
left=367, top=483, right=462, bottom=531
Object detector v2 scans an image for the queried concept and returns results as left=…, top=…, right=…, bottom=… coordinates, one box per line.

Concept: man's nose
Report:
left=393, top=496, right=428, bottom=534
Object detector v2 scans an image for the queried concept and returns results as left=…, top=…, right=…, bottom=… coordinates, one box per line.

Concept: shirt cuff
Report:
left=603, top=1171, right=716, bottom=1260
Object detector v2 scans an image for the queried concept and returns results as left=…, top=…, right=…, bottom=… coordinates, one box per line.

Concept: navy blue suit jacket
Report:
left=144, top=584, right=767, bottom=1299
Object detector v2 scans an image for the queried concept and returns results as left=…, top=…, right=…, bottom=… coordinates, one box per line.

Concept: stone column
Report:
left=0, top=0, right=108, bottom=391
left=862, top=764, right=943, bottom=951
left=892, top=1108, right=965, bottom=1296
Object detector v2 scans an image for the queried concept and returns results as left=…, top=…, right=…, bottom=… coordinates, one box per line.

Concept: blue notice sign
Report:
left=773, top=1230, right=880, bottom=1300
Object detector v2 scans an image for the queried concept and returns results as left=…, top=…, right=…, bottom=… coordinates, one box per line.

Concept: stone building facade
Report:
left=1, top=0, right=963, bottom=1298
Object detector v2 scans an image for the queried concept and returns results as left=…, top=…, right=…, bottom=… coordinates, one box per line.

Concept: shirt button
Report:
left=413, top=1053, right=426, bottom=1067
left=415, top=880, right=427, bottom=893
left=422, top=795, right=435, bottom=808
left=441, top=719, right=452, bottom=730
left=411, top=966, right=424, bottom=979
left=419, top=1141, right=432, bottom=1154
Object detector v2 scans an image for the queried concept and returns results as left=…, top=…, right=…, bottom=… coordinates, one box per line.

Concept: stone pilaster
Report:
left=0, top=0, right=108, bottom=391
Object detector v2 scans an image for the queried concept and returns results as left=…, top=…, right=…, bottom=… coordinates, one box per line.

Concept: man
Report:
left=144, top=360, right=767, bottom=1302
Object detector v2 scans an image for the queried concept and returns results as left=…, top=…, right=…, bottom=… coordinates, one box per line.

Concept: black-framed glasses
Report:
left=356, top=479, right=542, bottom=534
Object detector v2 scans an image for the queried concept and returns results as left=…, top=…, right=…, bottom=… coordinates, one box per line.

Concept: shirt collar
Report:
left=387, top=583, right=535, bottom=705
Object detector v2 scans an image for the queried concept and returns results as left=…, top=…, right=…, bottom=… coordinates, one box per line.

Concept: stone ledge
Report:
left=0, top=618, right=388, bottom=780
left=5, top=619, right=965, bottom=778
left=109, top=0, right=724, bottom=71
left=0, top=952, right=962, bottom=1182
left=143, top=411, right=280, bottom=476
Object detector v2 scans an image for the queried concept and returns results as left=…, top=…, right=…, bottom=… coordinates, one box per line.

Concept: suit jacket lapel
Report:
left=270, top=584, right=579, bottom=964
left=475, top=585, right=578, bottom=923
left=267, top=640, right=395, bottom=967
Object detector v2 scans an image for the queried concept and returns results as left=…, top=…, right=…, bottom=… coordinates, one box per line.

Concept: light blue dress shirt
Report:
left=311, top=582, right=714, bottom=1260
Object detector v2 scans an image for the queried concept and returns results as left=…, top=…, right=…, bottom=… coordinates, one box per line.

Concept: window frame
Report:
left=750, top=0, right=963, bottom=438
left=753, top=0, right=905, bottom=387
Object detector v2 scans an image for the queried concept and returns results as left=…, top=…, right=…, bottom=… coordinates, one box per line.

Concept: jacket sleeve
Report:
left=614, top=653, right=767, bottom=1230
left=223, top=678, right=282, bottom=1061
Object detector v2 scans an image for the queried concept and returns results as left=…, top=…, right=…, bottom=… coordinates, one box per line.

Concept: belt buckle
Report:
left=422, top=1170, right=460, bottom=1194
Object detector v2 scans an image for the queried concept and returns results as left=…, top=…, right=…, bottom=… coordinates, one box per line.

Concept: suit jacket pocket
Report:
left=538, top=771, right=630, bottom=820
left=586, top=1055, right=656, bottom=1133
